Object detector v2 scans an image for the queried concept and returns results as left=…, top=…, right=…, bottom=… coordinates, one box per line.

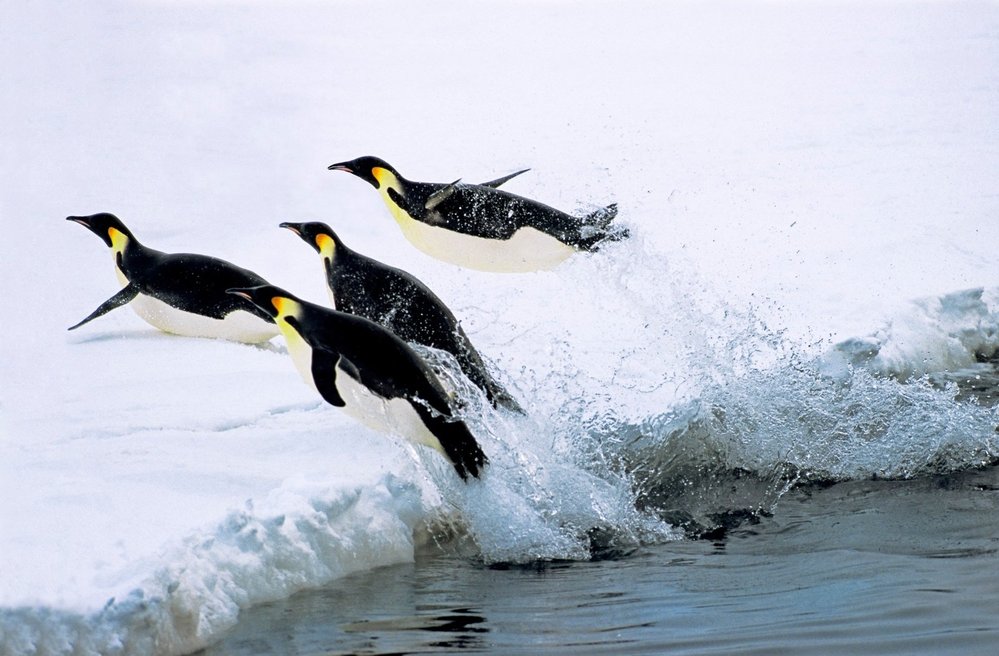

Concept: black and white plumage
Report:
left=227, top=284, right=488, bottom=480
left=328, top=156, right=626, bottom=272
left=280, top=221, right=523, bottom=413
left=67, top=213, right=278, bottom=343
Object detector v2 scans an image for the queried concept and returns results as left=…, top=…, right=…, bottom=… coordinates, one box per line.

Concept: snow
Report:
left=2, top=1, right=998, bottom=655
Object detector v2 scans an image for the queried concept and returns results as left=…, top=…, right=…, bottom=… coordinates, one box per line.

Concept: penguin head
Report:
left=67, top=212, right=134, bottom=250
left=328, top=156, right=401, bottom=190
left=279, top=221, right=340, bottom=259
left=226, top=285, right=304, bottom=323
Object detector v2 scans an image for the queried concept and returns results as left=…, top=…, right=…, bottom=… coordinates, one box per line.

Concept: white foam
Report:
left=821, top=287, right=999, bottom=380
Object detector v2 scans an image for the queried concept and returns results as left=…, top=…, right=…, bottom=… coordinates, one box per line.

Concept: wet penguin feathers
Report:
left=280, top=221, right=523, bottom=413
left=67, top=213, right=278, bottom=342
left=227, top=284, right=488, bottom=480
left=328, top=156, right=626, bottom=272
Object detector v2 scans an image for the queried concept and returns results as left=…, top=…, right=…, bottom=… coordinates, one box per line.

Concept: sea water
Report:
left=200, top=364, right=999, bottom=656
left=198, top=463, right=999, bottom=656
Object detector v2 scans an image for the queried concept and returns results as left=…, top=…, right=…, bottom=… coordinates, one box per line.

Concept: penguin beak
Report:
left=328, top=162, right=352, bottom=173
left=279, top=222, right=302, bottom=236
left=226, top=288, right=254, bottom=303
left=66, top=216, right=90, bottom=228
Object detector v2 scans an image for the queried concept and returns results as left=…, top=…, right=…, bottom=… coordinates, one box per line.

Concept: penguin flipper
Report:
left=310, top=350, right=346, bottom=407
left=480, top=168, right=529, bottom=189
left=425, top=179, right=462, bottom=212
left=68, top=284, right=140, bottom=331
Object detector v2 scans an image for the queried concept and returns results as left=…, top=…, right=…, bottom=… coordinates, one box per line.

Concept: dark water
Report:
left=199, top=463, right=999, bottom=656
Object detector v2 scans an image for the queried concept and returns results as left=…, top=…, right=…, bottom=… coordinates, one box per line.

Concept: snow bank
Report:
left=822, top=287, right=999, bottom=380
left=1, top=475, right=426, bottom=656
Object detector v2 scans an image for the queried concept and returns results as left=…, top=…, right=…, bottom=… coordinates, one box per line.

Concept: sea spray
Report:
left=401, top=352, right=681, bottom=562
left=443, top=238, right=999, bottom=537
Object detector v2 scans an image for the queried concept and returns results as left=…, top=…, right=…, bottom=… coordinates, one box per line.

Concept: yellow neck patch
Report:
left=271, top=296, right=301, bottom=319
left=271, top=296, right=306, bottom=345
left=315, top=233, right=335, bottom=258
left=371, top=167, right=409, bottom=225
left=108, top=227, right=129, bottom=254
left=372, top=166, right=402, bottom=194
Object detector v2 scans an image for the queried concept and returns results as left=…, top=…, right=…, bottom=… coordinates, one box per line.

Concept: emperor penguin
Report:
left=67, top=212, right=278, bottom=343
left=280, top=221, right=523, bottom=413
left=227, top=284, right=488, bottom=480
left=327, top=156, right=626, bottom=273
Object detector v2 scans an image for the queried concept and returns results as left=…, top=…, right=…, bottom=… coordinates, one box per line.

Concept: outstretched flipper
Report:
left=425, top=179, right=462, bottom=212
left=68, top=284, right=140, bottom=331
left=480, top=168, right=529, bottom=189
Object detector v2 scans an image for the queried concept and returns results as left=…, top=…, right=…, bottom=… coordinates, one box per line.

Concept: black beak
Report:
left=66, top=216, right=90, bottom=227
left=328, top=162, right=352, bottom=172
left=279, top=222, right=302, bottom=236
left=226, top=288, right=254, bottom=302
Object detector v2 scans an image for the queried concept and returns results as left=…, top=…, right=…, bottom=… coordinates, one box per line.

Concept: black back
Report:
left=327, top=241, right=522, bottom=412
left=390, top=180, right=624, bottom=251
left=292, top=300, right=489, bottom=479
left=120, top=243, right=274, bottom=322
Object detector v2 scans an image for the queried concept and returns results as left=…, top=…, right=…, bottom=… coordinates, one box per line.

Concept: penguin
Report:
left=67, top=212, right=279, bottom=343
left=280, top=221, right=523, bottom=413
left=226, top=284, right=488, bottom=480
left=327, top=156, right=626, bottom=273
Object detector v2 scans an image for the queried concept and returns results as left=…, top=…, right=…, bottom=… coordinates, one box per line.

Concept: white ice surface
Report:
left=2, top=1, right=998, bottom=655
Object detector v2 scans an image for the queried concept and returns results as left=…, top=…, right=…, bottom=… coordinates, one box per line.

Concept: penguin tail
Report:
left=585, top=202, right=619, bottom=229
left=455, top=350, right=526, bottom=415
left=487, top=383, right=526, bottom=415
left=577, top=203, right=629, bottom=251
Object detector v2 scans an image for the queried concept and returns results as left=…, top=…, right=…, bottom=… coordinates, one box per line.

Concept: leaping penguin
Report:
left=280, top=221, right=523, bottom=413
left=328, top=156, right=626, bottom=273
left=227, top=284, right=488, bottom=480
left=67, top=213, right=278, bottom=343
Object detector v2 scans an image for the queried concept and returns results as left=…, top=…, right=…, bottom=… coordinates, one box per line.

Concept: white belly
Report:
left=129, top=294, right=277, bottom=343
left=283, top=328, right=446, bottom=454
left=334, top=367, right=447, bottom=456
left=387, top=205, right=576, bottom=273
left=115, top=268, right=278, bottom=343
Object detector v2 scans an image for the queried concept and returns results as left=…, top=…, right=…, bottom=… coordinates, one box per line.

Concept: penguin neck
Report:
left=373, top=168, right=415, bottom=219
left=317, top=235, right=343, bottom=310
left=274, top=306, right=327, bottom=390
left=321, top=256, right=339, bottom=310
left=109, top=232, right=156, bottom=286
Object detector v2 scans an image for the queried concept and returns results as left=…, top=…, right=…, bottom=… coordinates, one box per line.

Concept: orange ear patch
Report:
left=316, top=233, right=334, bottom=254
left=108, top=227, right=128, bottom=250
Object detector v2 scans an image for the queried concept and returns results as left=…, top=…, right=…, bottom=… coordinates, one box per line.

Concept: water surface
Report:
left=200, top=464, right=999, bottom=655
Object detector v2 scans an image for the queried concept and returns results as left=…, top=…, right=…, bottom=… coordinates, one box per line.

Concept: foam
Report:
left=821, top=287, right=999, bottom=380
